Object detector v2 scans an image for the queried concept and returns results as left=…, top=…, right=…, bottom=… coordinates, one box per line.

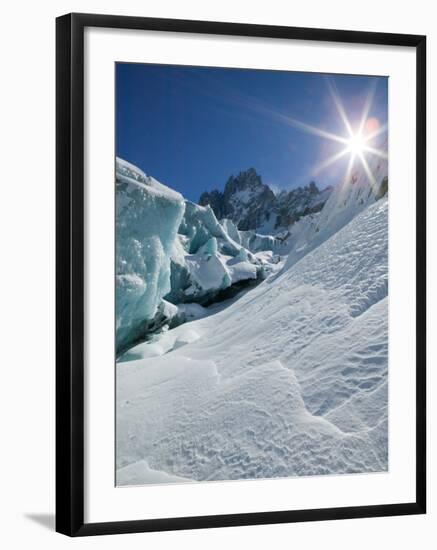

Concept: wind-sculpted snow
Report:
left=117, top=198, right=388, bottom=483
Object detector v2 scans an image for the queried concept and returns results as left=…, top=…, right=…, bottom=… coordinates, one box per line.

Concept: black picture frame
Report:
left=56, top=12, right=426, bottom=537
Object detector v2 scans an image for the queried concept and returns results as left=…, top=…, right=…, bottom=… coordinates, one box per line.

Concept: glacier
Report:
left=166, top=201, right=263, bottom=307
left=115, top=150, right=389, bottom=485
left=115, top=158, right=185, bottom=354
left=117, top=194, right=389, bottom=483
left=116, top=158, right=265, bottom=354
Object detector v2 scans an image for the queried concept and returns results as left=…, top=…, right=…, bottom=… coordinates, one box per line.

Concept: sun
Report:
left=274, top=78, right=387, bottom=190
left=346, top=133, right=367, bottom=156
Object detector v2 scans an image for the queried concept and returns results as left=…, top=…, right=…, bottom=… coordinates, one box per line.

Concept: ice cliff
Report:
left=116, top=158, right=185, bottom=353
left=167, top=201, right=261, bottom=305
left=116, top=158, right=263, bottom=354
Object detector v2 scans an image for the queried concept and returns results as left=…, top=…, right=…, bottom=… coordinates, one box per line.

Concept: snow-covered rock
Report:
left=199, top=168, right=332, bottom=232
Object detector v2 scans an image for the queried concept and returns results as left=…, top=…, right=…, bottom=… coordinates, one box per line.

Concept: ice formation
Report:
left=116, top=159, right=263, bottom=353
left=116, top=158, right=185, bottom=353
left=166, top=201, right=262, bottom=306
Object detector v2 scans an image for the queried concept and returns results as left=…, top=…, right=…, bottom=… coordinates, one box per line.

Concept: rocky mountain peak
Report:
left=200, top=170, right=332, bottom=233
left=224, top=168, right=266, bottom=195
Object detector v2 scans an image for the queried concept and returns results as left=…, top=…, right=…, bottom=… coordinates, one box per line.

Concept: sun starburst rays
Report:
left=311, top=147, right=351, bottom=177
left=304, top=79, right=387, bottom=188
left=274, top=111, right=348, bottom=145
left=358, top=80, right=377, bottom=136
left=327, top=78, right=354, bottom=138
left=229, top=75, right=386, bottom=189
left=362, top=145, right=388, bottom=160
left=359, top=151, right=379, bottom=191
left=365, top=122, right=388, bottom=142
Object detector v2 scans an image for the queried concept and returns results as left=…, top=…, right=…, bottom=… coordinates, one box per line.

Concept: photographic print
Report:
left=115, top=63, right=389, bottom=487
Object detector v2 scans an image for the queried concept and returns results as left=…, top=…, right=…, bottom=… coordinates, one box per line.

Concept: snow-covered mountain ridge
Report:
left=199, top=168, right=332, bottom=233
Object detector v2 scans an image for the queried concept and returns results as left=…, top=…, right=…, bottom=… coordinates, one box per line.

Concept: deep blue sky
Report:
left=116, top=63, right=388, bottom=202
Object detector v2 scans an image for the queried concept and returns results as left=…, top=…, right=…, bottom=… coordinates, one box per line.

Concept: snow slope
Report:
left=117, top=197, right=388, bottom=484
left=282, top=150, right=388, bottom=270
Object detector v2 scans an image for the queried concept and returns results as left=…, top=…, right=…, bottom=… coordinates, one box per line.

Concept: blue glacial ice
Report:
left=116, top=158, right=185, bottom=353
left=116, top=158, right=264, bottom=353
